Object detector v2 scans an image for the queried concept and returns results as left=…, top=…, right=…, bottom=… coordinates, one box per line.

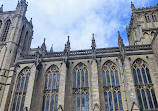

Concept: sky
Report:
left=0, top=0, right=157, bottom=51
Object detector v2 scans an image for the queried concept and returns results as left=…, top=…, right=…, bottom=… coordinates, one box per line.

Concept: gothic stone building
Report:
left=0, top=0, right=158, bottom=111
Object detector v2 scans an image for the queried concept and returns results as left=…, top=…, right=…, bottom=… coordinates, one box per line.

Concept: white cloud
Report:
left=0, top=0, right=155, bottom=51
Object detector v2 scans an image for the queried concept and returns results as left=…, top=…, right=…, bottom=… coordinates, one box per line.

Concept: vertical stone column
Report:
left=58, top=61, right=67, bottom=110
left=152, top=32, right=158, bottom=64
left=91, top=60, right=100, bottom=110
left=24, top=64, right=37, bottom=110
left=123, top=58, right=138, bottom=110
left=0, top=67, right=15, bottom=111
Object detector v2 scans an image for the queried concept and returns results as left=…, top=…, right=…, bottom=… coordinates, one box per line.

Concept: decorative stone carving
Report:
left=0, top=5, right=3, bottom=13
left=35, top=51, right=43, bottom=70
left=118, top=31, right=126, bottom=65
left=63, top=36, right=71, bottom=66
left=41, top=38, right=47, bottom=55
left=50, top=44, right=54, bottom=52
left=93, top=103, right=100, bottom=111
left=131, top=2, right=136, bottom=12
left=23, top=107, right=28, bottom=111
left=58, top=105, right=63, bottom=111
left=131, top=102, right=139, bottom=111
left=91, top=33, right=96, bottom=60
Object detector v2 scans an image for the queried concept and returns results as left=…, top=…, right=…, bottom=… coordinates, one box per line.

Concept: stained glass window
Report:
left=102, top=61, right=123, bottom=110
left=12, top=67, right=30, bottom=111
left=42, top=65, right=60, bottom=111
left=1, top=19, right=11, bottom=41
left=73, top=63, right=89, bottom=111
left=132, top=59, right=158, bottom=110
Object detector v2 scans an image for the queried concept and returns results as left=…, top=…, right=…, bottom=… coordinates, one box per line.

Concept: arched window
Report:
left=42, top=65, right=60, bottom=111
left=102, top=61, right=123, bottom=111
left=1, top=19, right=11, bottom=41
left=73, top=63, right=89, bottom=111
left=0, top=20, right=2, bottom=28
left=145, top=16, right=150, bottom=23
left=152, top=15, right=157, bottom=22
left=18, top=26, right=25, bottom=46
left=23, top=31, right=29, bottom=51
left=132, top=59, right=158, bottom=110
left=12, top=67, right=30, bottom=111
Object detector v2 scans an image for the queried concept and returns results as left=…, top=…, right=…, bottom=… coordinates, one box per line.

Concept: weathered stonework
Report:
left=0, top=0, right=158, bottom=111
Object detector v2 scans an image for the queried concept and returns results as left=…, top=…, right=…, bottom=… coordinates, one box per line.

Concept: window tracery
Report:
left=42, top=65, right=60, bottom=111
left=12, top=67, right=30, bottom=111
left=1, top=19, right=11, bottom=41
left=132, top=59, right=158, bottom=110
left=102, top=61, right=123, bottom=111
left=73, top=63, right=89, bottom=111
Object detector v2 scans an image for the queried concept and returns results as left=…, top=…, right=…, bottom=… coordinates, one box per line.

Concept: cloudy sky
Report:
left=0, top=0, right=157, bottom=51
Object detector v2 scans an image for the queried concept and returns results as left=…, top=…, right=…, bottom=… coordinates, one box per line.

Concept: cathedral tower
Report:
left=126, top=2, right=158, bottom=45
left=0, top=0, right=33, bottom=109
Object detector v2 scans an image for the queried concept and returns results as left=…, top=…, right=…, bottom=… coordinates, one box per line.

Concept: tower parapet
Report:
left=127, top=2, right=158, bottom=46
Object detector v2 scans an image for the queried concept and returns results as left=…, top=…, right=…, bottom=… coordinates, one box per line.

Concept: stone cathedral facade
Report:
left=0, top=0, right=158, bottom=111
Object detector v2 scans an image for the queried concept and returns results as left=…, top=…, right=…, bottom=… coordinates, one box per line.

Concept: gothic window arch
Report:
left=0, top=20, right=2, bottom=28
left=73, top=63, right=89, bottom=111
left=152, top=15, right=157, bottom=22
left=102, top=61, right=123, bottom=111
left=12, top=67, right=30, bottom=111
left=23, top=31, right=29, bottom=51
left=145, top=16, right=150, bottom=23
left=132, top=59, right=158, bottom=110
left=1, top=19, right=11, bottom=41
left=19, top=26, right=25, bottom=46
left=42, top=65, right=60, bottom=111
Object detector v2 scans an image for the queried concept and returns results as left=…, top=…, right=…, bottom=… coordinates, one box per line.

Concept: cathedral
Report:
left=0, top=0, right=158, bottom=111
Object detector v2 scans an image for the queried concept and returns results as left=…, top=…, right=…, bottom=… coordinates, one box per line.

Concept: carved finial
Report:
left=118, top=31, right=121, bottom=37
left=68, top=36, right=70, bottom=42
left=91, top=33, right=96, bottom=60
left=131, top=1, right=136, bottom=11
left=91, top=33, right=96, bottom=50
left=41, top=38, right=47, bottom=54
left=0, top=5, right=3, bottom=13
left=63, top=36, right=71, bottom=62
left=118, top=31, right=126, bottom=64
left=29, top=18, right=33, bottom=27
left=66, top=36, right=70, bottom=51
left=16, top=0, right=27, bottom=13
left=50, top=44, right=53, bottom=52
left=118, top=31, right=124, bottom=47
left=30, top=18, right=32, bottom=23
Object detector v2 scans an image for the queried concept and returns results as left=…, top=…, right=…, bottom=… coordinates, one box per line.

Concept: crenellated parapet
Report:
left=127, top=2, right=158, bottom=46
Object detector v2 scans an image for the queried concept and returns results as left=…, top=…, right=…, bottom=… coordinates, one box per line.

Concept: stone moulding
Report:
left=19, top=44, right=152, bottom=60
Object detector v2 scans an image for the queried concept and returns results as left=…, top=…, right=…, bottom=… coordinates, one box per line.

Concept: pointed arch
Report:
left=23, top=31, right=29, bottom=51
left=42, top=64, right=60, bottom=111
left=1, top=19, right=11, bottom=41
left=11, top=67, right=30, bottom=111
left=72, top=62, right=89, bottom=111
left=132, top=58, right=158, bottom=110
left=18, top=25, right=25, bottom=46
left=102, top=60, right=123, bottom=110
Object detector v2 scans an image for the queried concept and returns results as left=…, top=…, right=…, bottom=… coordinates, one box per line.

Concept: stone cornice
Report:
left=17, top=44, right=153, bottom=65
